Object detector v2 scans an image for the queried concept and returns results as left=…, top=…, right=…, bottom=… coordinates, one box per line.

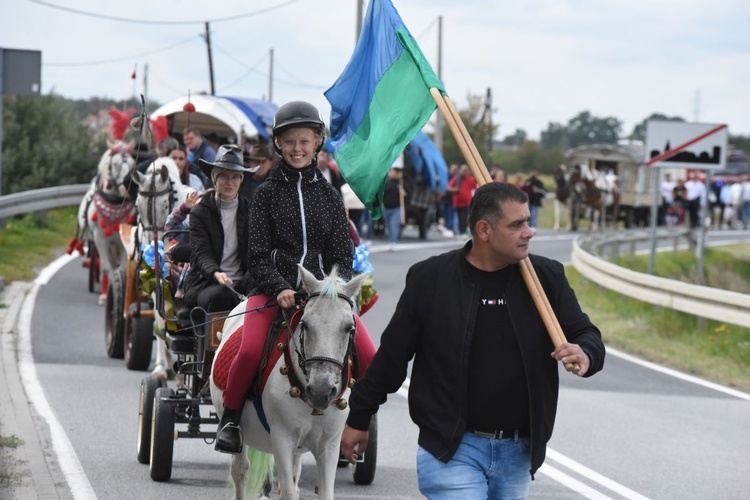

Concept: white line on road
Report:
left=537, top=463, right=615, bottom=499
left=545, top=448, right=650, bottom=499
left=20, top=255, right=97, bottom=500
left=606, top=346, right=750, bottom=402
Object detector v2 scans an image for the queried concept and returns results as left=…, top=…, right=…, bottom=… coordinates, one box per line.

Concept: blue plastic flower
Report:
left=353, top=243, right=374, bottom=274
left=141, top=241, right=169, bottom=278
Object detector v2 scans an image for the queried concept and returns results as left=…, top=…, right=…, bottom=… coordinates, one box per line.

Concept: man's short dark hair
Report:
left=468, top=182, right=529, bottom=236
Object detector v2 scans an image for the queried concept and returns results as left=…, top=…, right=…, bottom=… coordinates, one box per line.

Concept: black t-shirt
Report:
left=465, top=259, right=530, bottom=432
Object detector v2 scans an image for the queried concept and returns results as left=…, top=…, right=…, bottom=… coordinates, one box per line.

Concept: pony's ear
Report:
left=131, top=170, right=144, bottom=188
left=298, top=264, right=321, bottom=295
left=160, top=164, right=170, bottom=182
left=342, top=271, right=369, bottom=300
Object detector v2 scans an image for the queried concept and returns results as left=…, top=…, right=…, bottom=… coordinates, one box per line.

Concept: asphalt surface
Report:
left=2, top=226, right=750, bottom=499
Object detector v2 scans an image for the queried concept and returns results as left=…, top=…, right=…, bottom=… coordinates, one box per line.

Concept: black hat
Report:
left=197, top=144, right=256, bottom=179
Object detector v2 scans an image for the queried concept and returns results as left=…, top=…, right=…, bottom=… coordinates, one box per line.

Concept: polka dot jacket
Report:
left=245, top=159, right=354, bottom=297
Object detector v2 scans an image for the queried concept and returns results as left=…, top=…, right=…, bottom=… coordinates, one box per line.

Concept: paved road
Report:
left=5, top=227, right=750, bottom=498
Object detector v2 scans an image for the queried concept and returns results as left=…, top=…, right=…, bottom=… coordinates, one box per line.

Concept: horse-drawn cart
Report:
left=103, top=222, right=157, bottom=369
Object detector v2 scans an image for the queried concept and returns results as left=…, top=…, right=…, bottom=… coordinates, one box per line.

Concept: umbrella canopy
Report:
left=150, top=94, right=278, bottom=143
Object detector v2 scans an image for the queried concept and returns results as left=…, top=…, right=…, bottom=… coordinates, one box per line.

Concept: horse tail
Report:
left=244, top=445, right=274, bottom=498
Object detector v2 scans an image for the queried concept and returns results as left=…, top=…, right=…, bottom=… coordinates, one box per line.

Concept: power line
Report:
left=27, top=0, right=301, bottom=25
left=43, top=35, right=200, bottom=67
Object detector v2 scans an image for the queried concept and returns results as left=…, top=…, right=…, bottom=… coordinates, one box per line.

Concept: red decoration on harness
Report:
left=66, top=237, right=85, bottom=256
left=92, top=193, right=135, bottom=239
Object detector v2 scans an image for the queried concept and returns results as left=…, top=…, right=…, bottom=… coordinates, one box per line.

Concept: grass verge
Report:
left=568, top=244, right=750, bottom=392
left=0, top=208, right=78, bottom=283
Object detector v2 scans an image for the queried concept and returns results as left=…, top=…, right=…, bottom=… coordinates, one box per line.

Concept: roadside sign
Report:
left=645, top=121, right=728, bottom=169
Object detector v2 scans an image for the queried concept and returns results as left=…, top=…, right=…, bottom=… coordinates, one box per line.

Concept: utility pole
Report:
left=434, top=15, right=444, bottom=155
left=142, top=63, right=148, bottom=107
left=485, top=87, right=493, bottom=156
left=356, top=0, right=364, bottom=40
left=268, top=48, right=274, bottom=102
left=205, top=22, right=216, bottom=95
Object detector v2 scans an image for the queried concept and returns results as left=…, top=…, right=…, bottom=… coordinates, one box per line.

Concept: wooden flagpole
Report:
left=430, top=88, right=579, bottom=373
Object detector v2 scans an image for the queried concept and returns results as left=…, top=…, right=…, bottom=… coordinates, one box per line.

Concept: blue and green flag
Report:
left=325, top=0, right=445, bottom=219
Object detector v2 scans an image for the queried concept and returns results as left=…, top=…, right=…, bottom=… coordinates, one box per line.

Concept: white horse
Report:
left=131, top=156, right=191, bottom=379
left=75, top=140, right=137, bottom=304
left=211, top=265, right=369, bottom=500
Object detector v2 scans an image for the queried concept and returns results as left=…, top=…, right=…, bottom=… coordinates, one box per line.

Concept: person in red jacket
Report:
left=447, top=164, right=478, bottom=237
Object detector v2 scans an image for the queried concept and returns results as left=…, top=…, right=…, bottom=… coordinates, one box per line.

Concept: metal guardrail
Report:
left=572, top=229, right=750, bottom=328
left=0, top=184, right=89, bottom=219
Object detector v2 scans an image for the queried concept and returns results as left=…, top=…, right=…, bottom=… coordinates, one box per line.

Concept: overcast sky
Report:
left=2, top=0, right=749, bottom=140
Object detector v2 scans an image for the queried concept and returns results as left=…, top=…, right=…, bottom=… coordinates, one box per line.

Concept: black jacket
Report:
left=183, top=192, right=251, bottom=307
left=347, top=242, right=605, bottom=475
left=246, top=159, right=353, bottom=297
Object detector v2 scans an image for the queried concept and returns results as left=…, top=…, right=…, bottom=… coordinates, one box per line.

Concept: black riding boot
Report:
left=215, top=405, right=244, bottom=454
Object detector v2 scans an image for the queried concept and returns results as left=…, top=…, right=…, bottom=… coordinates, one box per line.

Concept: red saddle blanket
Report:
left=212, top=322, right=292, bottom=395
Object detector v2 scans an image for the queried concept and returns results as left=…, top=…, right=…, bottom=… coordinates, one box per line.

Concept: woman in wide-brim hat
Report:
left=183, top=144, right=255, bottom=316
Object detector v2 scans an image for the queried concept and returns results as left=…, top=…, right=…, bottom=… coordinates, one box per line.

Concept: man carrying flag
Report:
left=332, top=1, right=606, bottom=497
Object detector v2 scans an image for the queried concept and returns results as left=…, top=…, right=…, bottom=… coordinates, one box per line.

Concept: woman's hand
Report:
left=184, top=190, right=201, bottom=210
left=276, top=289, right=297, bottom=309
left=213, top=271, right=233, bottom=287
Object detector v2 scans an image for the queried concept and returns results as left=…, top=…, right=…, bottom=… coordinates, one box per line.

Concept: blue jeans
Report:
left=384, top=207, right=402, bottom=244
left=529, top=204, right=539, bottom=229
left=742, top=200, right=750, bottom=230
left=417, top=432, right=531, bottom=499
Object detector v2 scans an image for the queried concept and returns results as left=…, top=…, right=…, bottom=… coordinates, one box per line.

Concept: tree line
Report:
left=1, top=93, right=748, bottom=195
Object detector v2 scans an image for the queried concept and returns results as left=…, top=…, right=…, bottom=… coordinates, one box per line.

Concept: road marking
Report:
left=606, top=346, right=750, bottom=402
left=538, top=463, right=615, bottom=499
left=545, top=448, right=650, bottom=499
left=19, top=255, right=97, bottom=500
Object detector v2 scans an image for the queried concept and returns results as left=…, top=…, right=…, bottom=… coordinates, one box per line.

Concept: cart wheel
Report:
left=125, top=303, right=154, bottom=371
left=137, top=375, right=164, bottom=464
left=87, top=242, right=99, bottom=293
left=353, top=414, right=377, bottom=485
left=150, top=387, right=175, bottom=481
left=105, top=269, right=126, bottom=359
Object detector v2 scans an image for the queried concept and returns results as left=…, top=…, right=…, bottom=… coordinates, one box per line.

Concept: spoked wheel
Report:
left=125, top=302, right=154, bottom=371
left=137, top=375, right=164, bottom=464
left=150, top=387, right=175, bottom=481
left=352, top=414, right=378, bottom=485
left=105, top=269, right=126, bottom=359
left=87, top=242, right=100, bottom=293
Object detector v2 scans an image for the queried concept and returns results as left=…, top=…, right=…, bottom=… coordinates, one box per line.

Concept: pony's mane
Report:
left=318, top=266, right=343, bottom=300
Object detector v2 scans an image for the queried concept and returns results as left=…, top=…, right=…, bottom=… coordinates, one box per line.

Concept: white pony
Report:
left=75, top=140, right=136, bottom=304
left=211, top=265, right=369, bottom=500
left=131, top=156, right=191, bottom=378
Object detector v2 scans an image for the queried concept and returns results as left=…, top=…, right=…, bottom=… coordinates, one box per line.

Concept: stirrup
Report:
left=215, top=423, right=243, bottom=454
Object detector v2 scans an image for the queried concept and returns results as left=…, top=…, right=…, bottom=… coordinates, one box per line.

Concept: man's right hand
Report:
left=340, top=425, right=369, bottom=465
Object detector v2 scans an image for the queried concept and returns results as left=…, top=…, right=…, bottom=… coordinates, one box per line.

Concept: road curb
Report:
left=0, top=281, right=68, bottom=499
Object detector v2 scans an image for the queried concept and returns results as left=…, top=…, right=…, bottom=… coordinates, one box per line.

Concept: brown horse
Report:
left=576, top=164, right=620, bottom=231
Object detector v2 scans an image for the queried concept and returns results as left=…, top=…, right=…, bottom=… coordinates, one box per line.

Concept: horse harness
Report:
left=138, top=169, right=178, bottom=232
left=279, top=292, right=356, bottom=413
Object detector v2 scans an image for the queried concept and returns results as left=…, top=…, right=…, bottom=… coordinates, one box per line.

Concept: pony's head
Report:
left=296, top=264, right=369, bottom=411
left=98, top=139, right=136, bottom=196
left=132, top=157, right=184, bottom=234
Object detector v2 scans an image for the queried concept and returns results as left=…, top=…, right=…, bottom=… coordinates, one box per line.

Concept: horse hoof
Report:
left=97, top=294, right=106, bottom=306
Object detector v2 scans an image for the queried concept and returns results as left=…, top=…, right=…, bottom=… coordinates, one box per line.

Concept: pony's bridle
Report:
left=138, top=170, right=177, bottom=232
left=293, top=292, right=356, bottom=379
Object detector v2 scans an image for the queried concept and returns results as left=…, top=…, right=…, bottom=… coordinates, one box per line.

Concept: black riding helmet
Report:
left=272, top=101, right=326, bottom=155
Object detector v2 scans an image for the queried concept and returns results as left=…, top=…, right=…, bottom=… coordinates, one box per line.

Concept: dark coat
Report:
left=246, top=160, right=353, bottom=297
left=183, top=191, right=251, bottom=307
left=347, top=242, right=605, bottom=475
